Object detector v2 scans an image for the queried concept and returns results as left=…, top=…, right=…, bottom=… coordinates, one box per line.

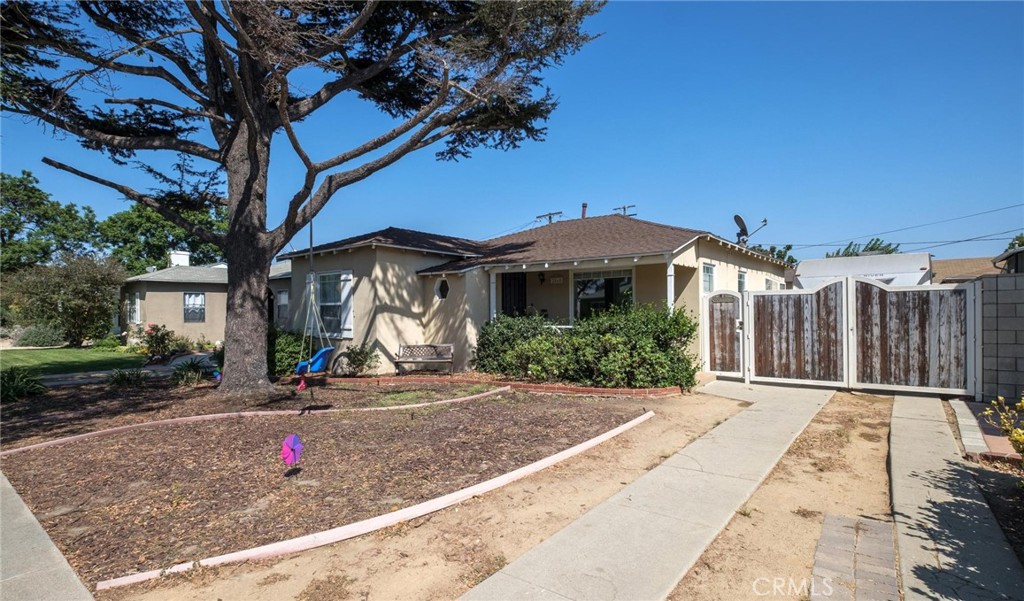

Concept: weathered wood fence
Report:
left=704, top=277, right=977, bottom=395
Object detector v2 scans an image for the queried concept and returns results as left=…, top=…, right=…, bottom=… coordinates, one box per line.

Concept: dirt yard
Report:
left=94, top=391, right=745, bottom=600
left=670, top=391, right=894, bottom=601
left=0, top=381, right=496, bottom=450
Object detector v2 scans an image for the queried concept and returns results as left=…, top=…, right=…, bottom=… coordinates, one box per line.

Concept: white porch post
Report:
left=488, top=270, right=497, bottom=319
left=665, top=260, right=675, bottom=310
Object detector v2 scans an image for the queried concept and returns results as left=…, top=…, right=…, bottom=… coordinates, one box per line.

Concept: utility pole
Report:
left=613, top=204, right=636, bottom=217
left=536, top=211, right=563, bottom=224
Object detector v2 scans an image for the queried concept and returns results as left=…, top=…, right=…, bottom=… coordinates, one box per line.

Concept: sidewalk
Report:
left=462, top=380, right=833, bottom=601
left=889, top=396, right=1024, bottom=601
left=0, top=472, right=93, bottom=601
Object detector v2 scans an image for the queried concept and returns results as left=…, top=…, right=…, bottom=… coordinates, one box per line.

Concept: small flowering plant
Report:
left=133, top=323, right=175, bottom=357
left=981, top=392, right=1024, bottom=457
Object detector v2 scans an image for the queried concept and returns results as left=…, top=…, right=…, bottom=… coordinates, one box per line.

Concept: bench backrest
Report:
left=398, top=344, right=454, bottom=359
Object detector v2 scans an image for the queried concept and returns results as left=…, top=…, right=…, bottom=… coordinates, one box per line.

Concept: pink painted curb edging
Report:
left=95, top=410, right=656, bottom=591
left=0, top=386, right=511, bottom=457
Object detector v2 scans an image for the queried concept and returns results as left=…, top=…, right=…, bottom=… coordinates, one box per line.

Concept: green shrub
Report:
left=475, top=314, right=555, bottom=373
left=136, top=323, right=175, bottom=357
left=171, top=358, right=209, bottom=387
left=15, top=323, right=65, bottom=347
left=341, top=342, right=380, bottom=376
left=106, top=368, right=148, bottom=388
left=0, top=366, right=46, bottom=403
left=267, top=326, right=312, bottom=377
left=170, top=335, right=194, bottom=355
left=475, top=305, right=699, bottom=389
left=90, top=335, right=122, bottom=351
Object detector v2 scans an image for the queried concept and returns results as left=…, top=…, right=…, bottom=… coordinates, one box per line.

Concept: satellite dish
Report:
left=733, top=214, right=767, bottom=247
left=734, top=214, right=749, bottom=242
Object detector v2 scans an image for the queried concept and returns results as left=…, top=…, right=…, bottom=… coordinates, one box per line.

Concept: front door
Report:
left=501, top=273, right=527, bottom=316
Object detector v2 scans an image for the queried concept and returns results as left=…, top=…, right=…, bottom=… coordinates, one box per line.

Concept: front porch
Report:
left=484, top=256, right=699, bottom=324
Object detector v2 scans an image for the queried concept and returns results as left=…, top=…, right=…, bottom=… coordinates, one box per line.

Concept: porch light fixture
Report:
left=538, top=272, right=545, bottom=284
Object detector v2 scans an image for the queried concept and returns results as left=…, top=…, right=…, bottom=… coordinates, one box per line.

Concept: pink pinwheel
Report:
left=280, top=434, right=304, bottom=466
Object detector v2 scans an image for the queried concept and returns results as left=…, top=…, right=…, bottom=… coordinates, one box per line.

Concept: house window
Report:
left=318, top=271, right=353, bottom=338
left=702, top=264, right=715, bottom=293
left=127, top=292, right=141, bottom=324
left=738, top=271, right=746, bottom=292
left=275, top=290, right=289, bottom=327
left=573, top=270, right=633, bottom=320
left=435, top=278, right=450, bottom=300
left=765, top=279, right=775, bottom=290
left=183, top=293, right=206, bottom=323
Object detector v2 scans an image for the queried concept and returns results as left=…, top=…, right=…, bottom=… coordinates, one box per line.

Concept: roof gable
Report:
left=278, top=227, right=485, bottom=260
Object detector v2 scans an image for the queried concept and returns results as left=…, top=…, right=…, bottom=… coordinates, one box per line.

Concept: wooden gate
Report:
left=705, top=292, right=743, bottom=377
left=851, top=278, right=972, bottom=394
left=733, top=277, right=975, bottom=395
left=747, top=281, right=847, bottom=387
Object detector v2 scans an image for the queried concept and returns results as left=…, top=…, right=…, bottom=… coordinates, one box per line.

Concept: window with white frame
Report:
left=318, top=271, right=353, bottom=338
left=765, top=279, right=775, bottom=290
left=183, top=292, right=206, bottom=323
left=702, top=264, right=715, bottom=293
left=738, top=271, right=746, bottom=292
left=127, top=292, right=141, bottom=324
left=275, top=290, right=289, bottom=326
left=573, top=269, right=633, bottom=320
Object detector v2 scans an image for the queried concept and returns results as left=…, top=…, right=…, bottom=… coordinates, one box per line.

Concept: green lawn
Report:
left=0, top=348, right=146, bottom=376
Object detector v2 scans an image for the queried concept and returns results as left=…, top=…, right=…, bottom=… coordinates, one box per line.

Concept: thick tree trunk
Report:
left=217, top=120, right=278, bottom=396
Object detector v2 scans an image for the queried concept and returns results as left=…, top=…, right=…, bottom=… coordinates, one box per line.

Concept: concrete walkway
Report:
left=889, top=396, right=1024, bottom=601
left=1, top=472, right=93, bottom=601
left=462, top=380, right=833, bottom=601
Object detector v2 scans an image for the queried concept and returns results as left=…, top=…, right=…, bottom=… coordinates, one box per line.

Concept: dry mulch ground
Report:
left=0, top=391, right=638, bottom=587
left=0, top=381, right=496, bottom=450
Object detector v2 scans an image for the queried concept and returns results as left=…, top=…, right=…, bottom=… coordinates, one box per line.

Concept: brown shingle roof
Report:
left=419, top=215, right=709, bottom=274
left=278, top=226, right=486, bottom=260
left=931, top=257, right=1001, bottom=283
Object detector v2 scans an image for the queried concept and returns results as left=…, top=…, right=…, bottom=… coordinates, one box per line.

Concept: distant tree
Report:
left=99, top=203, right=226, bottom=275
left=5, top=253, right=126, bottom=347
left=826, top=238, right=900, bottom=258
left=2, top=1, right=602, bottom=395
left=1006, top=233, right=1024, bottom=251
left=749, top=244, right=798, bottom=266
left=0, top=171, right=97, bottom=273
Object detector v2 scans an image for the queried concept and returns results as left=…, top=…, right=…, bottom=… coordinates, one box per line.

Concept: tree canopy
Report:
left=99, top=203, right=227, bottom=275
left=0, top=170, right=97, bottom=273
left=1, top=0, right=604, bottom=393
left=749, top=243, right=798, bottom=266
left=1006, top=233, right=1024, bottom=251
left=826, top=238, right=900, bottom=258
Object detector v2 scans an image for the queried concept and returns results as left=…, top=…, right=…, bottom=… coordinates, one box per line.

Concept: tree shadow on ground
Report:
left=897, top=459, right=1024, bottom=601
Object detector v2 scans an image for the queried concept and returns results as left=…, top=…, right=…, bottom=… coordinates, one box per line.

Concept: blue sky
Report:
left=2, top=1, right=1022, bottom=260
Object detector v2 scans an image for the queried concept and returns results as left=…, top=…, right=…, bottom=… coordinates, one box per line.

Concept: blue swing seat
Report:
left=295, top=346, right=335, bottom=375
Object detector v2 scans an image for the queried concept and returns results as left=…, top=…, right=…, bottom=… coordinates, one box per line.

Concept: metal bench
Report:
left=395, top=344, right=454, bottom=375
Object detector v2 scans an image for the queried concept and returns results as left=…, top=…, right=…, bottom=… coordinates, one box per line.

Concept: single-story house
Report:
left=276, top=214, right=788, bottom=374
left=930, top=257, right=1001, bottom=284
left=120, top=252, right=291, bottom=343
left=792, top=252, right=933, bottom=289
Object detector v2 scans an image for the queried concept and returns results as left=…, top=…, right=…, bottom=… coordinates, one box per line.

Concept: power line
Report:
left=903, top=228, right=1022, bottom=252
left=758, top=235, right=1017, bottom=247
left=791, top=203, right=1024, bottom=249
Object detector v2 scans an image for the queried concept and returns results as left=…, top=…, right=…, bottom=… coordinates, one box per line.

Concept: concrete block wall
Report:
left=980, top=274, right=1024, bottom=401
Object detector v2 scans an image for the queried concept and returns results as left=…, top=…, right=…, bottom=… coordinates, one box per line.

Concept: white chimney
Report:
left=168, top=251, right=191, bottom=267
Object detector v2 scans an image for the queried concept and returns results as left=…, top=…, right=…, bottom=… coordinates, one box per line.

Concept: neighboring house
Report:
left=930, top=257, right=1001, bottom=284
left=792, top=253, right=933, bottom=289
left=120, top=252, right=291, bottom=343
left=993, top=246, right=1024, bottom=275
left=277, top=214, right=788, bottom=374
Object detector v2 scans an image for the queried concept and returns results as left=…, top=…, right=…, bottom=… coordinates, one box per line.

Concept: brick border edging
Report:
left=94, top=410, right=657, bottom=591
left=287, top=375, right=684, bottom=398
left=0, top=387, right=511, bottom=457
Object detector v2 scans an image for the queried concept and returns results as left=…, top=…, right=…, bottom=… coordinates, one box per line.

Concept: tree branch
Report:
left=42, top=158, right=223, bottom=247
left=103, top=97, right=229, bottom=124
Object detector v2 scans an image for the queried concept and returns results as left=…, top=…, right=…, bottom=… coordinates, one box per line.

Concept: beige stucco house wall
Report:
left=120, top=281, right=228, bottom=343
